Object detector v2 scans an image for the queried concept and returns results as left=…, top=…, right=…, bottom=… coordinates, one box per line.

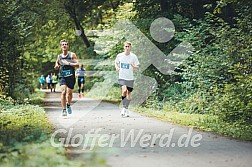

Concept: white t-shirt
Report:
left=115, top=52, right=140, bottom=80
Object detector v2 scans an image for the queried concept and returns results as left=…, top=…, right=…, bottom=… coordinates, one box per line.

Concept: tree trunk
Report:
left=192, top=0, right=203, bottom=18
left=64, top=1, right=91, bottom=48
left=72, top=14, right=91, bottom=48
left=159, top=0, right=169, bottom=13
left=171, top=0, right=177, bottom=12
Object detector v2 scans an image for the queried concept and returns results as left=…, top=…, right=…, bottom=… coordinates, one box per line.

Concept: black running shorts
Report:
left=59, top=76, right=76, bottom=89
left=77, top=77, right=85, bottom=87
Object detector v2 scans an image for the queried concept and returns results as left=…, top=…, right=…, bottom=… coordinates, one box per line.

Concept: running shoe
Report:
left=66, top=103, right=72, bottom=114
left=121, top=108, right=126, bottom=117
left=62, top=109, right=67, bottom=116
left=125, top=108, right=129, bottom=117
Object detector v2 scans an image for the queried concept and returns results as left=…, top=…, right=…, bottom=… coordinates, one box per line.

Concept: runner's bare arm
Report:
left=131, top=64, right=139, bottom=70
left=115, top=60, right=120, bottom=71
left=69, top=53, right=79, bottom=68
left=54, top=55, right=60, bottom=70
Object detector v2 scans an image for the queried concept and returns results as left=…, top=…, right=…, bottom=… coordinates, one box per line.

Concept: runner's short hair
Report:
left=60, top=39, right=68, bottom=45
left=124, top=41, right=132, bottom=46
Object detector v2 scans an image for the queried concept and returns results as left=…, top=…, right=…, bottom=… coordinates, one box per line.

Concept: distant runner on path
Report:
left=39, top=75, right=45, bottom=90
left=75, top=64, right=86, bottom=98
left=54, top=39, right=79, bottom=117
left=46, top=74, right=52, bottom=92
left=115, top=41, right=140, bottom=117
left=52, top=73, right=58, bottom=92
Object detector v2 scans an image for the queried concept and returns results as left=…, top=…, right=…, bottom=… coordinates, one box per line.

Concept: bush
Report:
left=0, top=140, right=86, bottom=167
left=212, top=78, right=252, bottom=125
left=0, top=100, right=52, bottom=145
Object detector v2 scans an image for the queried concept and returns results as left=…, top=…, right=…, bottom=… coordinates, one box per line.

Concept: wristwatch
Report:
left=69, top=62, right=71, bottom=65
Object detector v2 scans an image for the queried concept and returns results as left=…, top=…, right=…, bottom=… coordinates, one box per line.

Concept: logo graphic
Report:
left=57, top=17, right=194, bottom=128
left=51, top=127, right=202, bottom=150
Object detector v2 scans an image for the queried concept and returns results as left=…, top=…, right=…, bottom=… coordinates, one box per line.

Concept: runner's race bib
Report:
left=62, top=69, right=73, bottom=77
left=121, top=63, right=130, bottom=69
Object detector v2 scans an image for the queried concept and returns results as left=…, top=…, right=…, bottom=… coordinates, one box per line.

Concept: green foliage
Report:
left=0, top=141, right=85, bottom=167
left=1, top=0, right=251, bottom=143
left=126, top=0, right=252, bottom=140
left=0, top=102, right=52, bottom=145
left=28, top=90, right=46, bottom=106
left=1, top=140, right=109, bottom=167
left=212, top=78, right=252, bottom=125
left=134, top=106, right=252, bottom=140
left=0, top=138, right=107, bottom=167
left=176, top=91, right=211, bottom=114
left=206, top=6, right=251, bottom=125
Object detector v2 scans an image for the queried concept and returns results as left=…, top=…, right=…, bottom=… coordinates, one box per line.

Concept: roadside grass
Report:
left=135, top=107, right=207, bottom=127
left=0, top=92, right=108, bottom=166
left=134, top=107, right=252, bottom=141
left=86, top=86, right=121, bottom=104
left=28, top=88, right=45, bottom=105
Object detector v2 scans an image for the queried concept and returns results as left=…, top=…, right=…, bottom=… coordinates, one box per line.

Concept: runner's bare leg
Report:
left=61, top=85, right=67, bottom=109
left=67, top=88, right=73, bottom=105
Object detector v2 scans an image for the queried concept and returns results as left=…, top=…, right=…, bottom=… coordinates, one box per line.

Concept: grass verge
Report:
left=134, top=107, right=252, bottom=141
left=28, top=89, right=46, bottom=106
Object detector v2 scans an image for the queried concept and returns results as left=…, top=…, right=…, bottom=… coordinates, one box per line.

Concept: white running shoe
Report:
left=125, top=108, right=129, bottom=117
left=121, top=108, right=126, bottom=117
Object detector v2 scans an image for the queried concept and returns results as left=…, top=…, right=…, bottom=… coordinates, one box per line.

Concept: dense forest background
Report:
left=0, top=0, right=251, bottom=138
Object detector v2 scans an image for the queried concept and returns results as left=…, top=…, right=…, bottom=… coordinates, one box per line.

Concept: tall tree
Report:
left=63, top=0, right=91, bottom=48
left=56, top=0, right=122, bottom=48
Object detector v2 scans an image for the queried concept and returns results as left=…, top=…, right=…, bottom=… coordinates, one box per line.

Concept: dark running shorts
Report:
left=118, top=79, right=134, bottom=92
left=59, top=76, right=76, bottom=89
left=78, top=77, right=85, bottom=87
